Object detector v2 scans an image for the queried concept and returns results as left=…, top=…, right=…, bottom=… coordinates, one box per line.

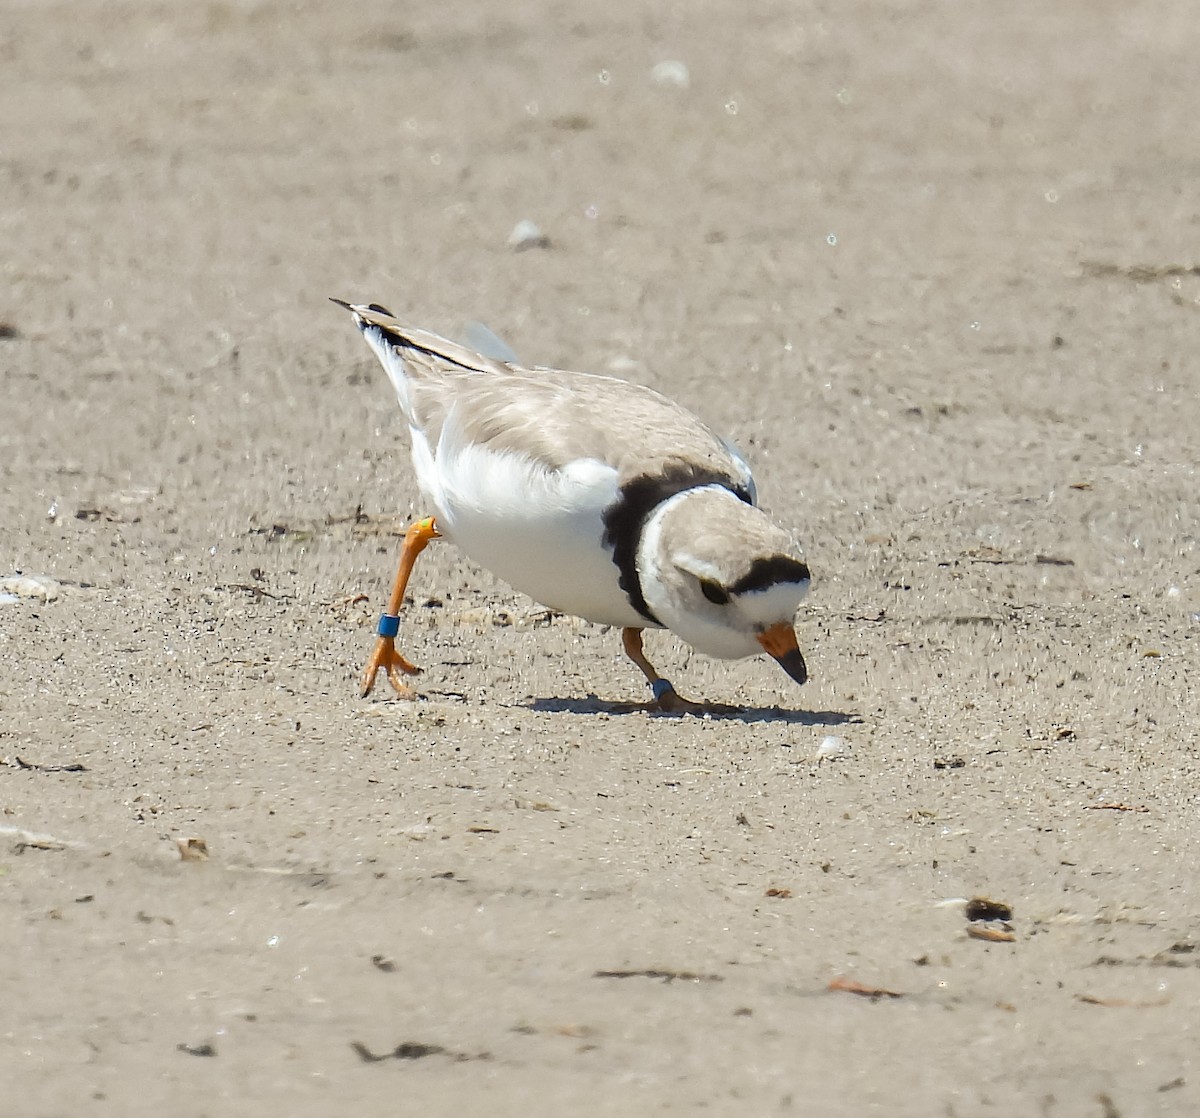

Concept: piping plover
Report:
left=333, top=300, right=812, bottom=713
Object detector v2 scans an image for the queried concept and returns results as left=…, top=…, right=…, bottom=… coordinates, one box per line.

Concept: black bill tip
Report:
left=773, top=647, right=808, bottom=686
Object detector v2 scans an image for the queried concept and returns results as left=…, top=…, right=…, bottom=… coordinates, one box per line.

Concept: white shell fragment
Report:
left=507, top=219, right=550, bottom=251
left=651, top=60, right=690, bottom=89
left=0, top=574, right=61, bottom=602
left=814, top=735, right=846, bottom=761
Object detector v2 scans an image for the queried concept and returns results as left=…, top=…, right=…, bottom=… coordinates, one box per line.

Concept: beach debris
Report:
left=594, top=968, right=721, bottom=983
left=1087, top=802, right=1150, bottom=813
left=177, top=1042, right=217, bottom=1057
left=75, top=506, right=134, bottom=523
left=1076, top=993, right=1170, bottom=1008
left=965, top=896, right=1016, bottom=942
left=512, top=1022, right=596, bottom=1039
left=13, top=835, right=68, bottom=854
left=965, top=897, right=1013, bottom=922
left=967, top=924, right=1016, bottom=943
left=350, top=1040, right=445, bottom=1062
left=0, top=574, right=60, bottom=602
left=827, top=975, right=903, bottom=1000
left=765, top=887, right=792, bottom=898
left=651, top=60, right=690, bottom=89
left=9, top=756, right=86, bottom=773
left=136, top=910, right=175, bottom=926
left=175, top=836, right=209, bottom=861
left=507, top=219, right=550, bottom=251
left=814, top=735, right=846, bottom=761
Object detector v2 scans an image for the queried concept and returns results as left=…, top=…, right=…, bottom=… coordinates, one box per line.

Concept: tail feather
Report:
left=333, top=297, right=516, bottom=427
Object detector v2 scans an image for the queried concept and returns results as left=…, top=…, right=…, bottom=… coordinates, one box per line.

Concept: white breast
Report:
left=410, top=431, right=647, bottom=628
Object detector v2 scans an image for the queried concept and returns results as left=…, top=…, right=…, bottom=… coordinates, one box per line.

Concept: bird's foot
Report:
left=650, top=679, right=707, bottom=716
left=360, top=636, right=422, bottom=698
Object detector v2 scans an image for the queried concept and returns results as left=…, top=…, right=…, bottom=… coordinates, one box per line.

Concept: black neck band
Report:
left=601, top=464, right=753, bottom=625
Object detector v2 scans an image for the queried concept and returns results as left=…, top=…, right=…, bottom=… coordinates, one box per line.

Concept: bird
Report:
left=332, top=299, right=812, bottom=713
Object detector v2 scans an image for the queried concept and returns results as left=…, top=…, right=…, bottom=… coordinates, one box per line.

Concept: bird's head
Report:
left=637, top=487, right=811, bottom=684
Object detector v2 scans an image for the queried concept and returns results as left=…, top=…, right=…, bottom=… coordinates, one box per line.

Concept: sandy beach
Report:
left=2, top=2, right=1199, bottom=1114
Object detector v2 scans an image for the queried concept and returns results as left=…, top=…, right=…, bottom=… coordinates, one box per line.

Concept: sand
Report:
left=2, top=1, right=1199, bottom=1114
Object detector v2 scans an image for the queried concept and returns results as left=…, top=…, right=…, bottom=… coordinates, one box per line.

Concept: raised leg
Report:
left=620, top=627, right=703, bottom=714
left=361, top=516, right=441, bottom=697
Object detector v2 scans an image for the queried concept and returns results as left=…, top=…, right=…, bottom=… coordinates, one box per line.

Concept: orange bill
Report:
left=757, top=621, right=808, bottom=685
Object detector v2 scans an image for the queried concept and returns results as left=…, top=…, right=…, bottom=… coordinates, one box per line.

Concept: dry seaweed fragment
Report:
left=12, top=756, right=86, bottom=773
left=594, top=968, right=721, bottom=983
left=350, top=1040, right=491, bottom=1063
left=827, top=975, right=903, bottom=999
left=1076, top=993, right=1170, bottom=1008
left=351, top=1040, right=445, bottom=1062
left=967, top=924, right=1016, bottom=943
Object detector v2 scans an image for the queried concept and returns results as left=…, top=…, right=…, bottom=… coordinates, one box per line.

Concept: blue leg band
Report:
left=377, top=614, right=400, bottom=638
left=650, top=678, right=675, bottom=701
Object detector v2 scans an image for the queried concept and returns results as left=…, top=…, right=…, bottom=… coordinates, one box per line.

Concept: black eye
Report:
left=700, top=579, right=730, bottom=605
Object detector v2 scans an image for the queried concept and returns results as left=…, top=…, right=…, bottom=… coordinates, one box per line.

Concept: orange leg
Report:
left=620, top=628, right=703, bottom=714
left=361, top=516, right=441, bottom=698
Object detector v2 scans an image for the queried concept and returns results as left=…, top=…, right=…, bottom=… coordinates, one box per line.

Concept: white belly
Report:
left=412, top=436, right=647, bottom=628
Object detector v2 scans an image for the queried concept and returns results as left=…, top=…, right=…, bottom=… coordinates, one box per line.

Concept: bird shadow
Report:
left=522, top=695, right=861, bottom=726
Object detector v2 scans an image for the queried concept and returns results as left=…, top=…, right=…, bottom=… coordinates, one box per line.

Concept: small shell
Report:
left=507, top=219, right=550, bottom=251
left=651, top=60, right=690, bottom=89
left=814, top=735, right=846, bottom=761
